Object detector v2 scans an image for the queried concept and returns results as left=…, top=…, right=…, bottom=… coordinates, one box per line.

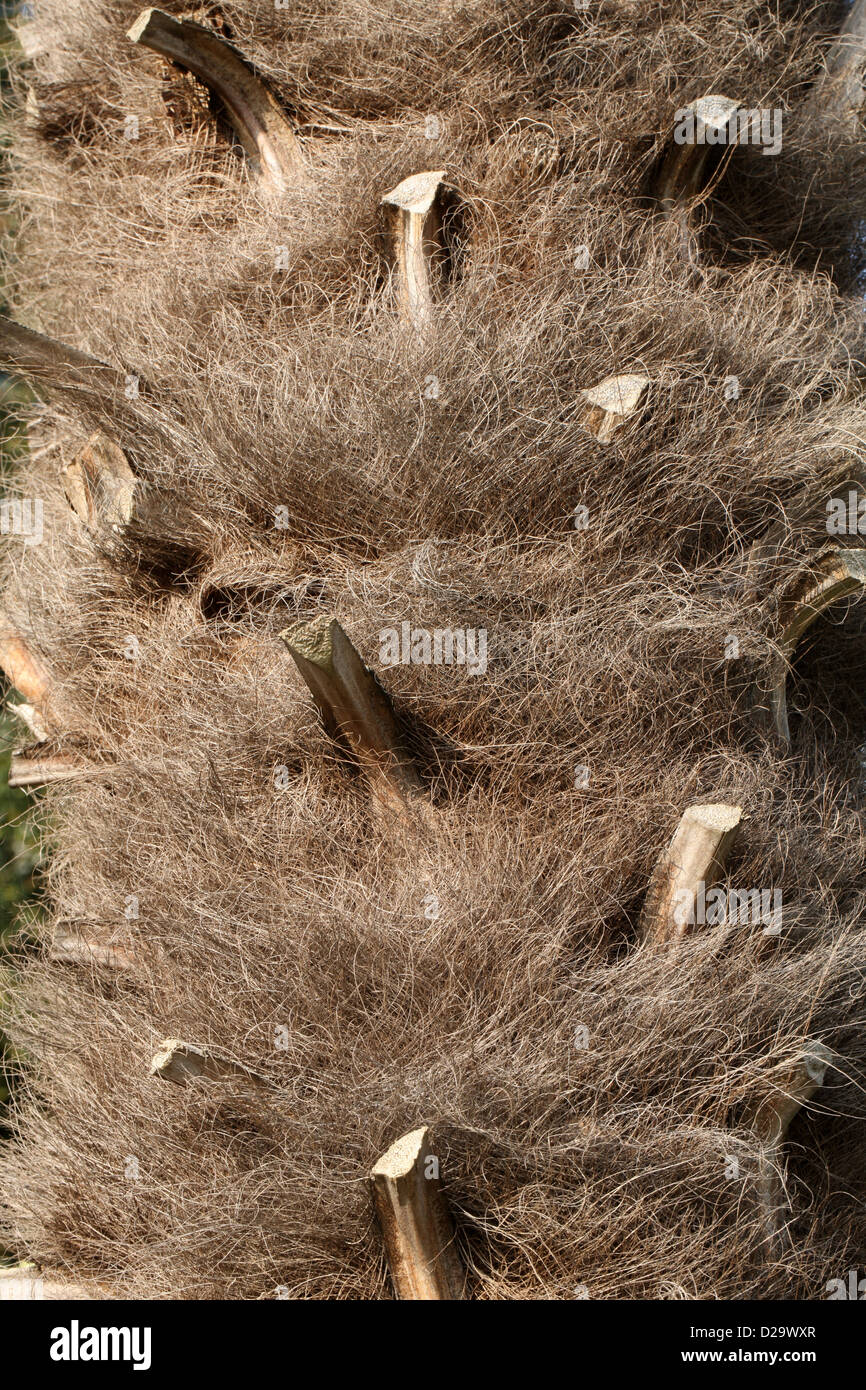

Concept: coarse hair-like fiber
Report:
left=0, top=0, right=866, bottom=1300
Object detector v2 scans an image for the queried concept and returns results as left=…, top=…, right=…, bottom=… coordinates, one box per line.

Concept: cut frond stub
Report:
left=0, top=612, right=57, bottom=738
left=745, top=1042, right=833, bottom=1255
left=0, top=613, right=52, bottom=713
left=380, top=170, right=446, bottom=337
left=8, top=752, right=88, bottom=788
left=369, top=1126, right=464, bottom=1300
left=128, top=8, right=307, bottom=194
left=9, top=703, right=50, bottom=744
left=640, top=802, right=743, bottom=944
left=580, top=373, right=651, bottom=443
left=50, top=930, right=135, bottom=971
left=747, top=1043, right=834, bottom=1147
left=150, top=1038, right=270, bottom=1090
left=63, top=432, right=137, bottom=537
left=0, top=1265, right=101, bottom=1300
left=653, top=95, right=742, bottom=213
left=808, top=0, right=866, bottom=123
left=281, top=616, right=426, bottom=814
left=765, top=549, right=866, bottom=743
left=0, top=315, right=130, bottom=400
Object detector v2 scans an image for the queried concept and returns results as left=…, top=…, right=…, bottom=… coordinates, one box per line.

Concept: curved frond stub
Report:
left=745, top=1042, right=833, bottom=1253
left=809, top=0, right=866, bottom=122
left=580, top=373, right=651, bottom=443
left=767, top=548, right=866, bottom=742
left=280, top=616, right=425, bottom=813
left=654, top=95, right=742, bottom=212
left=744, top=474, right=866, bottom=596
left=369, top=1126, right=464, bottom=1300
left=640, top=802, right=743, bottom=944
left=127, top=8, right=306, bottom=194
left=747, top=1042, right=833, bottom=1148
left=380, top=170, right=446, bottom=336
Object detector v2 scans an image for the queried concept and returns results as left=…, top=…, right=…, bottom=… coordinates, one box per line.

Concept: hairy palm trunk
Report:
left=0, top=0, right=865, bottom=1300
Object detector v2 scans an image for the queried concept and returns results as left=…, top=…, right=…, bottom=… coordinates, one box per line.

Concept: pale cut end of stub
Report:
left=63, top=432, right=136, bottom=534
left=582, top=373, right=652, bottom=416
left=10, top=702, right=50, bottom=744
left=380, top=170, right=446, bottom=215
left=581, top=373, right=651, bottom=442
left=688, top=94, right=741, bottom=138
left=687, top=803, right=742, bottom=834
left=150, top=1038, right=195, bottom=1079
left=371, top=1126, right=429, bottom=1179
left=801, top=1041, right=834, bottom=1090
left=281, top=615, right=335, bottom=667
left=127, top=7, right=157, bottom=43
